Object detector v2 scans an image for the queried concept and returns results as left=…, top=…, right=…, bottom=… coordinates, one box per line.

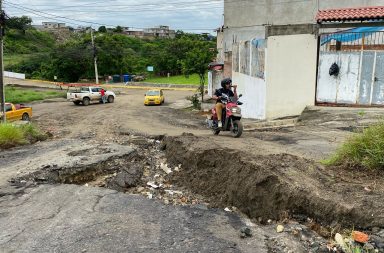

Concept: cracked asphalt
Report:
left=0, top=184, right=267, bottom=253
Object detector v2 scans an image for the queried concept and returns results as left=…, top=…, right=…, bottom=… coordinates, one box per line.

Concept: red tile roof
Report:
left=316, top=6, right=384, bottom=23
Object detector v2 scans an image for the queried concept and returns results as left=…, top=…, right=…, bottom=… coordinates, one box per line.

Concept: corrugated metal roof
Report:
left=316, top=6, right=384, bottom=23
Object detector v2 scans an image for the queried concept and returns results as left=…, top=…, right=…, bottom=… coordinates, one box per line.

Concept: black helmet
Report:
left=221, top=78, right=232, bottom=88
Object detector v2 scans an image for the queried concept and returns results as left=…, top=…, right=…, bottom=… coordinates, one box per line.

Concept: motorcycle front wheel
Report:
left=231, top=120, right=243, bottom=138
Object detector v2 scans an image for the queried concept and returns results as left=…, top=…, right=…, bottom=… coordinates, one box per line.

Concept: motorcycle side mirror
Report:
left=239, top=94, right=243, bottom=98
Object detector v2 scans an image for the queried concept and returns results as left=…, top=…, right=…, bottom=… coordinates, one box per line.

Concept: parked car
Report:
left=144, top=89, right=164, bottom=106
left=0, top=103, right=32, bottom=121
left=67, top=87, right=116, bottom=106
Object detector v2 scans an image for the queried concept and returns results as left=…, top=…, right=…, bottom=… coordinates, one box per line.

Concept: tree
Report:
left=114, top=26, right=123, bottom=33
left=6, top=16, right=32, bottom=34
left=181, top=41, right=217, bottom=102
left=98, top=26, right=107, bottom=33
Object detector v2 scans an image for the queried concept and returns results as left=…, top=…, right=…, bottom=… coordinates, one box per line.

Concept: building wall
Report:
left=233, top=72, right=266, bottom=119
left=208, top=71, right=224, bottom=98
left=265, top=34, right=318, bottom=119
left=222, top=0, right=384, bottom=52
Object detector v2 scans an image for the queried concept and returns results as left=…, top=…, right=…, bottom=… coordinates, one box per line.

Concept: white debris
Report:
left=160, top=163, right=172, bottom=174
left=84, top=183, right=89, bottom=187
left=147, top=181, right=159, bottom=189
left=335, top=233, right=347, bottom=251
left=165, top=190, right=183, bottom=195
left=224, top=207, right=232, bottom=212
left=276, top=225, right=284, bottom=233
left=146, top=193, right=153, bottom=199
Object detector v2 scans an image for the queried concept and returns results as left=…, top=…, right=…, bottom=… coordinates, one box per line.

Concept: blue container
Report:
left=123, top=74, right=130, bottom=83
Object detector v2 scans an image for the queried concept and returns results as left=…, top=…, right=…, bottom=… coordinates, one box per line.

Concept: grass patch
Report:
left=145, top=74, right=208, bottom=85
left=4, top=54, right=35, bottom=68
left=0, top=123, right=47, bottom=149
left=323, top=122, right=384, bottom=170
left=5, top=87, right=65, bottom=104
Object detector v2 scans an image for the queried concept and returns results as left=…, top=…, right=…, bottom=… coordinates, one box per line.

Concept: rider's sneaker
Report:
left=218, top=121, right=222, bottom=128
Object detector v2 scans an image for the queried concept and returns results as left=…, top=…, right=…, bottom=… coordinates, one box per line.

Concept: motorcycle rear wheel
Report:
left=231, top=120, right=243, bottom=138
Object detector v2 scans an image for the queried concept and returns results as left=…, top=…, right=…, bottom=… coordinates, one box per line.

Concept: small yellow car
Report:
left=144, top=89, right=165, bottom=106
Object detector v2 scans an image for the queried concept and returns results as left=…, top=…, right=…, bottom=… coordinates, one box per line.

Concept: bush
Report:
left=324, top=121, right=384, bottom=170
left=21, top=124, right=48, bottom=143
left=187, top=94, right=201, bottom=109
left=0, top=124, right=27, bottom=148
left=0, top=123, right=47, bottom=149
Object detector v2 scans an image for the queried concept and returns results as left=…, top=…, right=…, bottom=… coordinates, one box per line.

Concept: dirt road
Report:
left=2, top=82, right=384, bottom=252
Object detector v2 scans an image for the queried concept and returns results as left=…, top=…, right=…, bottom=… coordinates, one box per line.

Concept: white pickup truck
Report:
left=67, top=87, right=116, bottom=106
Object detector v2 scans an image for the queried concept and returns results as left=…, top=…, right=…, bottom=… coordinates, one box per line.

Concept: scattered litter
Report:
left=165, top=190, right=183, bottom=195
left=364, top=186, right=372, bottom=192
left=146, top=193, right=153, bottom=199
left=160, top=163, right=172, bottom=174
left=147, top=181, right=159, bottom=189
left=335, top=233, right=347, bottom=251
left=84, top=183, right=89, bottom=187
left=352, top=231, right=369, bottom=243
left=267, top=219, right=273, bottom=224
left=224, top=207, right=232, bottom=212
left=276, top=225, right=285, bottom=233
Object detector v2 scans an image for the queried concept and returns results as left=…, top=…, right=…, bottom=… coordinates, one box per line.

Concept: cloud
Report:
left=4, top=0, right=223, bottom=33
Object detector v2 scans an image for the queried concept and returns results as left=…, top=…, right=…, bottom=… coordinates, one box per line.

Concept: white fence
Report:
left=4, top=71, right=26, bottom=80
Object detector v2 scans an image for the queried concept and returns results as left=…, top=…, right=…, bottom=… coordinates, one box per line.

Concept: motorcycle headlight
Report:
left=231, top=107, right=241, bottom=114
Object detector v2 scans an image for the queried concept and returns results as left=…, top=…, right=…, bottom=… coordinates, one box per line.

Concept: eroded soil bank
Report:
left=163, top=135, right=384, bottom=229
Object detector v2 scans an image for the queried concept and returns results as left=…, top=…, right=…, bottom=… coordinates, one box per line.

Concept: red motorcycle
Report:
left=206, top=94, right=243, bottom=138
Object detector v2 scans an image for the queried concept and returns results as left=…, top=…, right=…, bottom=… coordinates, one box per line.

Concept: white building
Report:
left=216, top=0, right=384, bottom=120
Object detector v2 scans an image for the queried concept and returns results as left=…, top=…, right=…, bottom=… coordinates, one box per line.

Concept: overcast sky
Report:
left=4, top=0, right=223, bottom=33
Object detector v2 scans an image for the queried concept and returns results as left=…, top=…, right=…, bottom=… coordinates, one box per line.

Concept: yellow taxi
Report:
left=144, top=89, right=165, bottom=106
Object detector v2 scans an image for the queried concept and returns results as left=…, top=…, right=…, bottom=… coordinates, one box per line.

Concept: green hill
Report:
left=4, top=28, right=55, bottom=69
left=5, top=28, right=55, bottom=54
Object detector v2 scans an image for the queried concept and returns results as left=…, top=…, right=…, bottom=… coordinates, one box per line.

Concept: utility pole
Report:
left=0, top=0, right=5, bottom=123
left=90, top=27, right=99, bottom=84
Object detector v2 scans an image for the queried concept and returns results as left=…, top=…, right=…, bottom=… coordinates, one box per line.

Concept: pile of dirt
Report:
left=163, top=135, right=384, bottom=229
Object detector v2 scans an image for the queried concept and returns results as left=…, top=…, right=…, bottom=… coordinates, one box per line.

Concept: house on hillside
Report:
left=42, top=22, right=68, bottom=30
left=215, top=1, right=384, bottom=120
left=144, top=26, right=176, bottom=39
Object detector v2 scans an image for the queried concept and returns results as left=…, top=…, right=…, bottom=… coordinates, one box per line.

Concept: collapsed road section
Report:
left=5, top=132, right=384, bottom=252
left=163, top=135, right=384, bottom=230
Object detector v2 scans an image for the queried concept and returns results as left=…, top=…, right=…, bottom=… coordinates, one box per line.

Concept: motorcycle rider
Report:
left=212, top=78, right=238, bottom=128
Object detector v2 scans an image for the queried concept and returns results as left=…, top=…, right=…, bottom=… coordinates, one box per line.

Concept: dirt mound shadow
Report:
left=163, top=136, right=384, bottom=229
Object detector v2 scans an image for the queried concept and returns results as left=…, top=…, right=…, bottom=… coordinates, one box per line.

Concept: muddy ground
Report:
left=1, top=81, right=384, bottom=252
